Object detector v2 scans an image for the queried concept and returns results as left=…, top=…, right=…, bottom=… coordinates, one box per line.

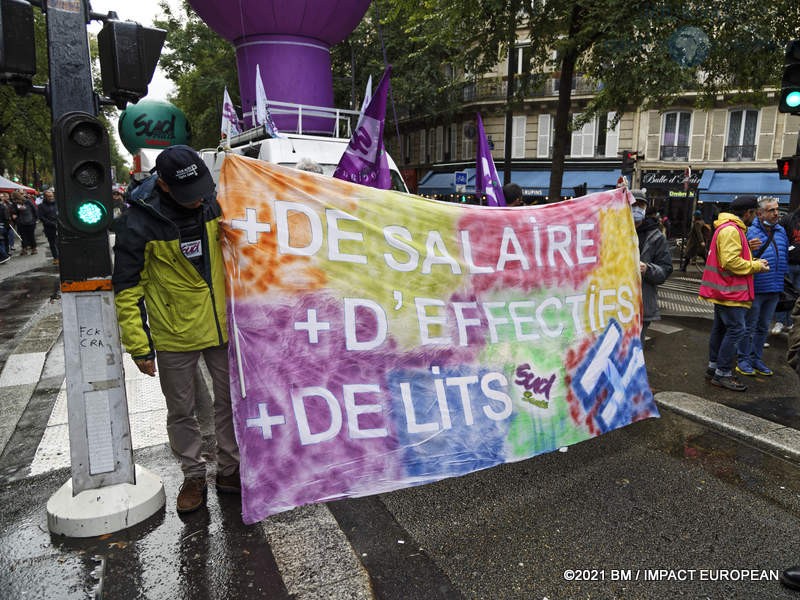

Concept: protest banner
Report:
left=217, top=154, right=658, bottom=524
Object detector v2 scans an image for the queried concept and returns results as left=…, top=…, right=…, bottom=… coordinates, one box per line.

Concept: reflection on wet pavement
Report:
left=0, top=271, right=59, bottom=370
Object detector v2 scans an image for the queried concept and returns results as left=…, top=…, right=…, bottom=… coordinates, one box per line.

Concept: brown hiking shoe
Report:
left=216, top=467, right=241, bottom=494
left=176, top=477, right=207, bottom=513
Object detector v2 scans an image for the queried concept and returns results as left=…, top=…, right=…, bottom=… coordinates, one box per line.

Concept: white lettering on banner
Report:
left=247, top=402, right=286, bottom=439
left=344, top=298, right=388, bottom=350
left=292, top=386, right=342, bottom=445
left=422, top=230, right=461, bottom=274
left=383, top=226, right=419, bottom=271
left=246, top=369, right=516, bottom=446
left=294, top=309, right=331, bottom=344
left=231, top=207, right=272, bottom=244
left=275, top=201, right=323, bottom=255
left=460, top=230, right=494, bottom=274
left=326, top=209, right=367, bottom=264
left=287, top=287, right=635, bottom=355
left=497, top=227, right=530, bottom=271
left=343, top=384, right=387, bottom=439
left=234, top=202, right=600, bottom=274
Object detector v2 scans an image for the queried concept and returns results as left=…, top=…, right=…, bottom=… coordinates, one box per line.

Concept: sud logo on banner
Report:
left=217, top=154, right=658, bottom=524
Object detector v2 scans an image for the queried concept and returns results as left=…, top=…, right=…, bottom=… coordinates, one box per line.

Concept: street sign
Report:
left=454, top=170, right=467, bottom=193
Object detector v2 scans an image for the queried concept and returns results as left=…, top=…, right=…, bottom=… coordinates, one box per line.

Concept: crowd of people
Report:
left=696, top=194, right=800, bottom=393
left=5, top=163, right=800, bottom=518
left=0, top=184, right=128, bottom=266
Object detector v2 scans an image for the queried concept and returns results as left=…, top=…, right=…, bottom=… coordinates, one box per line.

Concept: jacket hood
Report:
left=713, top=212, right=746, bottom=231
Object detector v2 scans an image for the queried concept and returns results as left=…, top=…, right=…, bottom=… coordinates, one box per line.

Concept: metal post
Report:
left=43, top=0, right=164, bottom=537
left=791, top=132, right=800, bottom=213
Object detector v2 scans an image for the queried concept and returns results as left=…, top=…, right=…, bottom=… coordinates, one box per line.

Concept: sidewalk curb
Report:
left=655, top=391, right=800, bottom=463
left=262, top=503, right=374, bottom=599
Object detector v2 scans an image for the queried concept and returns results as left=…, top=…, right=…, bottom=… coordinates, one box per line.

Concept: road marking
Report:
left=0, top=352, right=46, bottom=387
left=648, top=322, right=683, bottom=335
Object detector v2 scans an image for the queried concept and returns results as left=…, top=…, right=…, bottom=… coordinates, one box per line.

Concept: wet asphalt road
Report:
left=3, top=411, right=800, bottom=599
left=2, top=251, right=800, bottom=599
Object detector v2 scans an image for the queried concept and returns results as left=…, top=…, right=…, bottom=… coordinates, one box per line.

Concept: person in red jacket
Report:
left=699, top=195, right=769, bottom=391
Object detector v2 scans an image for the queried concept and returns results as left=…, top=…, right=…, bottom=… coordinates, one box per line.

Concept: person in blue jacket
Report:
left=736, top=196, right=789, bottom=377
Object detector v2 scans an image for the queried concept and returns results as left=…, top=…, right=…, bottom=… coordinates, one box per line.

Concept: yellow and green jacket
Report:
left=111, top=188, right=228, bottom=359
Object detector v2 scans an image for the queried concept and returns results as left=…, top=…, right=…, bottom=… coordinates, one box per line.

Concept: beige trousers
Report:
left=156, top=344, right=240, bottom=478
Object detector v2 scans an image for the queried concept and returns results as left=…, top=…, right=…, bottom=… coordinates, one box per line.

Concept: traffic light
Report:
left=620, top=150, right=638, bottom=175
left=97, top=20, right=166, bottom=109
left=0, top=0, right=35, bottom=94
left=52, top=112, right=113, bottom=235
left=779, top=40, right=800, bottom=114
left=777, top=156, right=800, bottom=181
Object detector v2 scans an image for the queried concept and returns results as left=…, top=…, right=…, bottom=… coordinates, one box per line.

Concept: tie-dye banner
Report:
left=217, top=154, right=658, bottom=524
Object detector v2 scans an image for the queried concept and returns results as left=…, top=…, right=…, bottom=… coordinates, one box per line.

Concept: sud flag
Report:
left=221, top=86, right=242, bottom=141
left=333, top=66, right=391, bottom=190
left=355, top=74, right=373, bottom=129
left=475, top=113, right=506, bottom=207
left=255, top=64, right=281, bottom=138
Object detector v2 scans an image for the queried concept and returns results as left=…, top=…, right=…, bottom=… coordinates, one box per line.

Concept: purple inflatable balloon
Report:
left=188, top=0, right=371, bottom=133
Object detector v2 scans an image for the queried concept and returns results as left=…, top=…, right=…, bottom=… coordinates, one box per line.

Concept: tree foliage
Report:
left=0, top=10, right=135, bottom=188
left=0, top=12, right=52, bottom=188
left=154, top=0, right=800, bottom=199
left=331, top=2, right=467, bottom=123
left=154, top=0, right=237, bottom=150
left=389, top=0, right=800, bottom=198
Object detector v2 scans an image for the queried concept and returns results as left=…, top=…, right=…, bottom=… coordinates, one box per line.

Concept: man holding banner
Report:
left=112, top=145, right=240, bottom=513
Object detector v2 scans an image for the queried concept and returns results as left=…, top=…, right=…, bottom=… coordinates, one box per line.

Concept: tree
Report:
left=0, top=10, right=133, bottom=187
left=154, top=1, right=237, bottom=150
left=331, top=2, right=467, bottom=122
left=0, top=11, right=52, bottom=188
left=390, top=0, right=800, bottom=200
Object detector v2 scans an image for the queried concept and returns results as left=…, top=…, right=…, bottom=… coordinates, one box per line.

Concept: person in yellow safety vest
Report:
left=699, top=195, right=769, bottom=392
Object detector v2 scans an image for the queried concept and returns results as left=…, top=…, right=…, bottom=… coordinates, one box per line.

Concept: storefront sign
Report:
left=641, top=169, right=703, bottom=188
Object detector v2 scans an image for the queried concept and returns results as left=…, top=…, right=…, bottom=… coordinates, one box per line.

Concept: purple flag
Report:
left=333, top=66, right=392, bottom=190
left=475, top=113, right=506, bottom=206
left=255, top=65, right=282, bottom=138
left=221, top=86, right=242, bottom=140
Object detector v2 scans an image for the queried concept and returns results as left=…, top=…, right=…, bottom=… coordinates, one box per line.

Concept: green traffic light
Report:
left=788, top=91, right=800, bottom=108
left=73, top=200, right=107, bottom=230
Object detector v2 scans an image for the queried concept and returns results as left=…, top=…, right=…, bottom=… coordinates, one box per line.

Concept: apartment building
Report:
left=387, top=42, right=800, bottom=237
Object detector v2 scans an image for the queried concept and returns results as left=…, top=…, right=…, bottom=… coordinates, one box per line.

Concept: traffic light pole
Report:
left=791, top=135, right=800, bottom=213
left=42, top=0, right=164, bottom=537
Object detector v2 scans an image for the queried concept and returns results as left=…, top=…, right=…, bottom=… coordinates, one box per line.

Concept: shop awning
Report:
left=418, top=168, right=621, bottom=197
left=698, top=170, right=791, bottom=205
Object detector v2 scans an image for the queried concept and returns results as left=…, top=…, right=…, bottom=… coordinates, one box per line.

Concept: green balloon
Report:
left=118, top=100, right=191, bottom=153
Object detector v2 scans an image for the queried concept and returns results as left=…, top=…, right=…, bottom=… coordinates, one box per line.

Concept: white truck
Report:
left=200, top=101, right=408, bottom=191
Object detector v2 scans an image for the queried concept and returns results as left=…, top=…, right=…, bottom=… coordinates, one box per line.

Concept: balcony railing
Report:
left=724, top=145, right=757, bottom=161
left=461, top=75, right=601, bottom=102
left=660, top=145, right=690, bottom=161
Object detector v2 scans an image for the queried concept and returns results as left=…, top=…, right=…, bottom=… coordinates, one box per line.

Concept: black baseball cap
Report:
left=155, top=145, right=214, bottom=205
left=730, top=195, right=758, bottom=211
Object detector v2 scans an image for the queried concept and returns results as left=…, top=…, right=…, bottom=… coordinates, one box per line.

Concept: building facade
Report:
left=387, top=40, right=800, bottom=238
